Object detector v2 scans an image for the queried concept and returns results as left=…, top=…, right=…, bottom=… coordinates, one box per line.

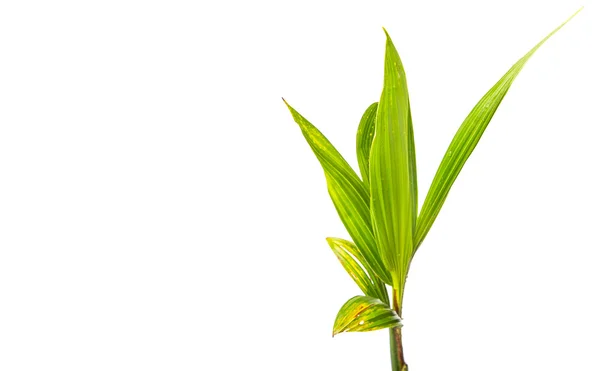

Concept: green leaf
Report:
left=327, top=237, right=377, bottom=297
left=356, top=102, right=378, bottom=188
left=369, top=29, right=417, bottom=287
left=284, top=100, right=392, bottom=284
left=415, top=9, right=582, bottom=250
left=333, top=296, right=402, bottom=336
left=326, top=237, right=389, bottom=303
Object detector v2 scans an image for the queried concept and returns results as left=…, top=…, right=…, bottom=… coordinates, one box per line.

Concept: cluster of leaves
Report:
left=284, top=11, right=579, bottom=337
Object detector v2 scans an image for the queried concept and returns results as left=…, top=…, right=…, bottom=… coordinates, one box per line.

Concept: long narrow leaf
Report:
left=284, top=100, right=392, bottom=284
left=333, top=296, right=402, bottom=336
left=369, top=30, right=417, bottom=286
left=415, top=9, right=581, bottom=250
left=356, top=102, right=378, bottom=188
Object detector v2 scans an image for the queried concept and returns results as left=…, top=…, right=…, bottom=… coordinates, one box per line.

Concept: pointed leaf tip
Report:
left=571, top=6, right=583, bottom=19
left=382, top=27, right=390, bottom=39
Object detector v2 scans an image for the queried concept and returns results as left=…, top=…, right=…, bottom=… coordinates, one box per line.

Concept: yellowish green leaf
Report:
left=333, top=296, right=402, bottom=336
left=415, top=9, right=582, bottom=250
left=326, top=237, right=389, bottom=303
left=327, top=238, right=377, bottom=297
left=284, top=100, right=392, bottom=284
left=369, top=30, right=417, bottom=288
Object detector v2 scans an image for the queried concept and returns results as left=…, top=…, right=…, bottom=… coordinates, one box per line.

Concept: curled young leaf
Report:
left=333, top=296, right=402, bottom=336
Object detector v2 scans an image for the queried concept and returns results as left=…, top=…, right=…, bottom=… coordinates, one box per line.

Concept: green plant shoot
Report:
left=284, top=9, right=581, bottom=371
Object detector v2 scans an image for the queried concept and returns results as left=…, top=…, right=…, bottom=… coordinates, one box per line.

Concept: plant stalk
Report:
left=389, top=287, right=407, bottom=371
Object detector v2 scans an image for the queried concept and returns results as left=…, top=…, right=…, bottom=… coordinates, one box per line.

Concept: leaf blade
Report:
left=333, top=296, right=402, bottom=336
left=415, top=9, right=582, bottom=250
left=284, top=101, right=392, bottom=284
left=369, top=30, right=417, bottom=285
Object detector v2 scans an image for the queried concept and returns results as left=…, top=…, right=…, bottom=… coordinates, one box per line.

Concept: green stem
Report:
left=389, top=287, right=407, bottom=371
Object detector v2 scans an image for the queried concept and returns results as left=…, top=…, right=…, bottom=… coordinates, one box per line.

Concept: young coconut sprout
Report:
left=284, top=9, right=581, bottom=371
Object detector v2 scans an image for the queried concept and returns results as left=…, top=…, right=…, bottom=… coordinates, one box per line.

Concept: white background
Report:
left=0, top=0, right=598, bottom=370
